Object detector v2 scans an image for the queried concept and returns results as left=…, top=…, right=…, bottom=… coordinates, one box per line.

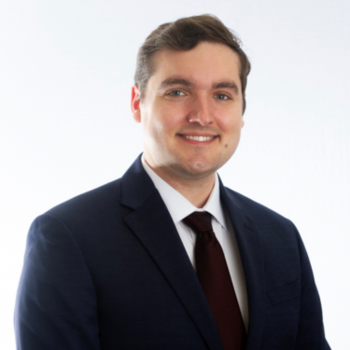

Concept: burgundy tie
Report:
left=183, top=211, right=246, bottom=350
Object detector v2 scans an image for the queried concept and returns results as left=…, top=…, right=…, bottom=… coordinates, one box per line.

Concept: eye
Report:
left=167, top=90, right=185, bottom=97
left=215, top=94, right=230, bottom=100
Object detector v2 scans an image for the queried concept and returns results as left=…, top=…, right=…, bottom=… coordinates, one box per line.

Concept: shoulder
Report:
left=222, top=188, right=308, bottom=290
left=41, top=178, right=124, bottom=227
left=223, top=186, right=294, bottom=228
left=222, top=186, right=302, bottom=257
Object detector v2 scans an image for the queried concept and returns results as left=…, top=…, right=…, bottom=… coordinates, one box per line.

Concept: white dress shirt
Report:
left=141, top=156, right=249, bottom=330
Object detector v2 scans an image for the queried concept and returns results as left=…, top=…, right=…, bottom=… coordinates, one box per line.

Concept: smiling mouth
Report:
left=180, top=135, right=217, bottom=142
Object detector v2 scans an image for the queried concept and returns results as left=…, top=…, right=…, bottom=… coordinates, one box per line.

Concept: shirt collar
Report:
left=141, top=155, right=227, bottom=230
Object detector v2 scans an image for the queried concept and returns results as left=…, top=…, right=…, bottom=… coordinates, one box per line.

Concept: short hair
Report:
left=134, top=14, right=251, bottom=113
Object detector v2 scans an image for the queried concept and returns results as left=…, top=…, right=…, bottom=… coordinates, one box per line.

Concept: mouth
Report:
left=178, top=134, right=218, bottom=144
left=183, top=135, right=216, bottom=142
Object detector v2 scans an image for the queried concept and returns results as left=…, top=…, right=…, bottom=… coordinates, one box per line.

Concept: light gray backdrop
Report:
left=1, top=0, right=349, bottom=348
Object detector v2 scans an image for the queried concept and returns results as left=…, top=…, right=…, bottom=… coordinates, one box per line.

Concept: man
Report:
left=15, top=14, right=330, bottom=350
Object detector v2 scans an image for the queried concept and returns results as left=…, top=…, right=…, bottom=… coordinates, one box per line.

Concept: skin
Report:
left=131, top=42, right=245, bottom=208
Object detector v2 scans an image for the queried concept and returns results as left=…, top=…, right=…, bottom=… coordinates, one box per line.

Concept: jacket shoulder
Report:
left=44, top=178, right=123, bottom=224
left=224, top=187, right=294, bottom=228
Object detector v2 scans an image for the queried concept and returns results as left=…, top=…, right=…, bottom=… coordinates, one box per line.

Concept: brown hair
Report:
left=134, top=14, right=251, bottom=113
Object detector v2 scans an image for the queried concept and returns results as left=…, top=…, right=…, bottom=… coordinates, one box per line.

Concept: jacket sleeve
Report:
left=14, top=214, right=101, bottom=350
left=294, top=226, right=331, bottom=350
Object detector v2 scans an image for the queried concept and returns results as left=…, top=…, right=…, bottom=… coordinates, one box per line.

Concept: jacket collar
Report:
left=220, top=179, right=265, bottom=349
left=121, top=155, right=265, bottom=350
left=121, top=155, right=224, bottom=350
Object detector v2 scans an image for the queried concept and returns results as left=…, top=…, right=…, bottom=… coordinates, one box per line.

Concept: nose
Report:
left=187, top=95, right=213, bottom=126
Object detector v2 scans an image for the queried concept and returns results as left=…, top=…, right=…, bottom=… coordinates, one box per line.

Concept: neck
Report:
left=145, top=161, right=216, bottom=208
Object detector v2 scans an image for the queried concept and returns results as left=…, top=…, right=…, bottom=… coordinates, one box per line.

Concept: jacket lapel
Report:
left=120, top=156, right=224, bottom=350
left=220, top=181, right=265, bottom=350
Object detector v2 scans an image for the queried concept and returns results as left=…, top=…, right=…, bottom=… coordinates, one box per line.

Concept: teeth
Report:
left=184, top=135, right=215, bottom=142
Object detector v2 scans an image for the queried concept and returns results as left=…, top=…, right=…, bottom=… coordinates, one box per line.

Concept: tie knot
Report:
left=183, top=211, right=213, bottom=235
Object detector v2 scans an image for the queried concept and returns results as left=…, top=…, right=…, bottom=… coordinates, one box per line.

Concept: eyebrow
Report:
left=213, top=81, right=239, bottom=94
left=158, top=77, right=239, bottom=94
left=158, top=78, right=193, bottom=90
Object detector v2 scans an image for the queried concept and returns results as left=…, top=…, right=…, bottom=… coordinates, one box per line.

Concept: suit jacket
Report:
left=15, top=155, right=330, bottom=349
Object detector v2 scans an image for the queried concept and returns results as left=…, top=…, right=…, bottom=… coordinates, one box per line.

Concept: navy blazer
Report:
left=15, top=155, right=330, bottom=349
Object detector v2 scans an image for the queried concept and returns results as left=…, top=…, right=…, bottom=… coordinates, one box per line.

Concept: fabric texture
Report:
left=141, top=156, right=249, bottom=327
left=14, top=155, right=331, bottom=350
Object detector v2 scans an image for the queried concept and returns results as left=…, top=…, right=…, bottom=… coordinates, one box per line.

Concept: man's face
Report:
left=131, top=42, right=244, bottom=183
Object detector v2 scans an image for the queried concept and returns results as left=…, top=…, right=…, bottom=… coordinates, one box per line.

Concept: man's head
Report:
left=131, top=15, right=250, bottom=189
left=134, top=14, right=250, bottom=113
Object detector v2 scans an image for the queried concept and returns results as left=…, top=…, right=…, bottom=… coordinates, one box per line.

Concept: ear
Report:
left=131, top=85, right=141, bottom=123
left=241, top=94, right=245, bottom=128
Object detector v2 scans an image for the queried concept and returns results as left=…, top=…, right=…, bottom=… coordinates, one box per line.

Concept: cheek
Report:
left=218, top=117, right=242, bottom=135
left=143, top=114, right=174, bottom=144
left=154, top=105, right=185, bottom=133
left=217, top=117, right=243, bottom=152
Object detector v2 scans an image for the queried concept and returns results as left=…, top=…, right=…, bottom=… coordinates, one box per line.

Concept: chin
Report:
left=181, top=161, right=220, bottom=179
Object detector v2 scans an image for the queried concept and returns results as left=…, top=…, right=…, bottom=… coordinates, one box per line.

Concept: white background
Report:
left=1, top=0, right=349, bottom=348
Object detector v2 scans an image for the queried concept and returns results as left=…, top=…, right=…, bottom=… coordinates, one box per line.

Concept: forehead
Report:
left=149, top=42, right=241, bottom=89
